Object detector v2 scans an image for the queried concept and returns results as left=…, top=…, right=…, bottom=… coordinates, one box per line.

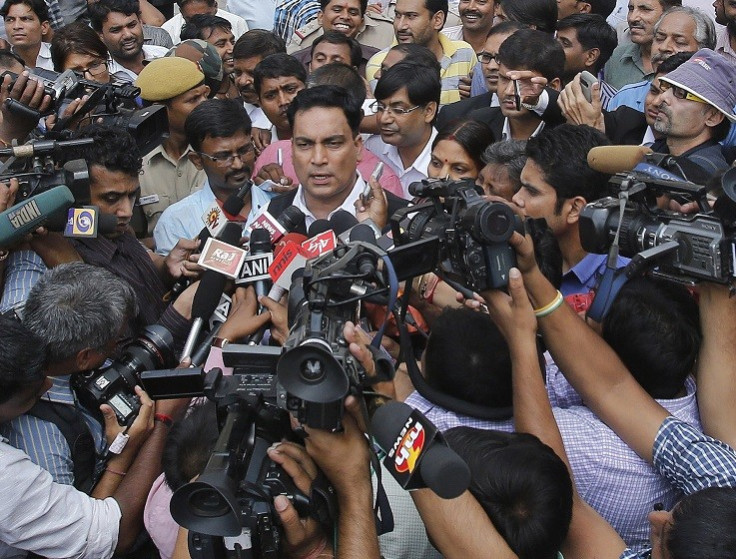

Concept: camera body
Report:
left=73, top=325, right=175, bottom=425
left=579, top=171, right=736, bottom=285
left=390, top=178, right=523, bottom=292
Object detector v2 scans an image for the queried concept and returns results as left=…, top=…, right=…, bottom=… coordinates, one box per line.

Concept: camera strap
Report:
left=369, top=254, right=401, bottom=352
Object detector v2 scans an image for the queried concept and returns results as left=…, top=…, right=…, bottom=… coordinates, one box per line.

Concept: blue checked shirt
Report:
left=404, top=391, right=515, bottom=433
left=0, top=376, right=106, bottom=486
left=620, top=416, right=736, bottom=559
left=0, top=249, right=46, bottom=314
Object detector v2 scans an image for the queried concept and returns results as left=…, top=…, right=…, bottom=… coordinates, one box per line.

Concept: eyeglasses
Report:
left=73, top=60, right=108, bottom=79
left=658, top=80, right=707, bottom=104
left=197, top=143, right=255, bottom=167
left=369, top=100, right=423, bottom=117
left=477, top=51, right=499, bottom=64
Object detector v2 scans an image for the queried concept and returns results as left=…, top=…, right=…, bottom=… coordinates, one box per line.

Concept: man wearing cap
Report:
left=136, top=56, right=210, bottom=236
left=649, top=48, right=735, bottom=176
left=166, top=38, right=225, bottom=98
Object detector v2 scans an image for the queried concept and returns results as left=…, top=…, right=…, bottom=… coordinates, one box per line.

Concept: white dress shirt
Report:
left=0, top=438, right=121, bottom=559
left=108, top=44, right=168, bottom=83
left=292, top=174, right=365, bottom=230
left=364, top=128, right=437, bottom=198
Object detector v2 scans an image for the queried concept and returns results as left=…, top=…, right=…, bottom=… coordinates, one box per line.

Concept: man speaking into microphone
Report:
left=154, top=99, right=276, bottom=256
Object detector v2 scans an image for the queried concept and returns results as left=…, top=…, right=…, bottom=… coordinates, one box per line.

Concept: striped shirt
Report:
left=620, top=416, right=736, bottom=559
left=273, top=0, right=320, bottom=41
left=0, top=249, right=45, bottom=314
left=0, top=377, right=106, bottom=487
left=366, top=34, right=475, bottom=106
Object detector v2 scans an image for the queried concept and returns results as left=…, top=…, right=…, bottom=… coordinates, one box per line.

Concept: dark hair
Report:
left=487, top=19, right=528, bottom=37
left=445, top=427, right=573, bottom=559
left=306, top=62, right=366, bottom=105
left=602, top=277, right=700, bottom=399
left=88, top=0, right=140, bottom=32
left=0, top=315, right=47, bottom=405
left=0, top=47, right=26, bottom=70
left=232, top=29, right=285, bottom=61
left=498, top=0, right=556, bottom=34
left=0, top=0, right=49, bottom=23
left=375, top=62, right=441, bottom=109
left=425, top=0, right=449, bottom=21
left=162, top=401, right=219, bottom=491
left=319, top=0, right=368, bottom=15
left=525, top=123, right=610, bottom=211
left=655, top=50, right=693, bottom=74
left=176, top=0, right=215, bottom=8
left=69, top=124, right=142, bottom=177
left=386, top=43, right=441, bottom=77
left=180, top=13, right=232, bottom=41
left=433, top=119, right=495, bottom=171
left=287, top=84, right=362, bottom=136
left=556, top=14, right=618, bottom=74
left=311, top=30, right=362, bottom=68
left=185, top=98, right=252, bottom=151
left=51, top=21, right=109, bottom=72
left=668, top=488, right=736, bottom=559
left=424, top=308, right=513, bottom=407
left=497, top=28, right=565, bottom=83
left=252, top=53, right=306, bottom=96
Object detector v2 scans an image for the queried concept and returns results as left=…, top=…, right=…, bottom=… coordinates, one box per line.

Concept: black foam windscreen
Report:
left=349, top=223, right=377, bottom=244
left=329, top=209, right=359, bottom=235
left=307, top=219, right=331, bottom=237
left=278, top=206, right=306, bottom=232
left=249, top=228, right=272, bottom=253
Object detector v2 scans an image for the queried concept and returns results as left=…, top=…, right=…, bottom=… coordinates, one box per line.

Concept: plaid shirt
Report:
left=620, top=415, right=736, bottom=558
left=366, top=34, right=475, bottom=106
left=273, top=0, right=320, bottom=41
left=404, top=391, right=514, bottom=433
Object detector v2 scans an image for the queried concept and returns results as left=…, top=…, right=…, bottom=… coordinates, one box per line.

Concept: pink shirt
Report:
left=254, top=139, right=407, bottom=199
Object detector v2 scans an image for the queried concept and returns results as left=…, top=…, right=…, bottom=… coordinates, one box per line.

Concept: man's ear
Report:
left=317, top=9, right=324, bottom=26
left=188, top=150, right=204, bottom=170
left=354, top=133, right=364, bottom=163
left=41, top=20, right=51, bottom=38
left=579, top=1, right=592, bottom=12
left=704, top=106, right=725, bottom=129
left=424, top=101, right=438, bottom=124
left=549, top=77, right=562, bottom=92
left=584, top=47, right=600, bottom=70
left=648, top=510, right=674, bottom=559
left=75, top=348, right=99, bottom=372
left=431, top=10, right=446, bottom=31
left=565, top=196, right=587, bottom=224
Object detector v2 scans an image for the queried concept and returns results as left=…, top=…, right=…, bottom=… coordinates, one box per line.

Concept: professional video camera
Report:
left=390, top=178, right=523, bottom=292
left=73, top=325, right=176, bottom=425
left=153, top=363, right=335, bottom=559
left=277, top=238, right=394, bottom=432
left=579, top=157, right=736, bottom=286
left=1, top=68, right=167, bottom=154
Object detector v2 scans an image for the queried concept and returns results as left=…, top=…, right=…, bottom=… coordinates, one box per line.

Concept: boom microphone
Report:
left=181, top=222, right=242, bottom=361
left=371, top=401, right=470, bottom=499
left=587, top=145, right=653, bottom=175
left=0, top=185, right=74, bottom=246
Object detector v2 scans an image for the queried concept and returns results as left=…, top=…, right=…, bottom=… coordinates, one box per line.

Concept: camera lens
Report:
left=474, top=203, right=515, bottom=243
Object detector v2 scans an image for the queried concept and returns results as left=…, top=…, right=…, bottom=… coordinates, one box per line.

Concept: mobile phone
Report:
left=362, top=162, right=383, bottom=204
left=513, top=79, right=522, bottom=111
left=579, top=71, right=597, bottom=103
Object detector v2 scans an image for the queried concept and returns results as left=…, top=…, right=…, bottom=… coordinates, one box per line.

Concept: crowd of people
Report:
left=1, top=0, right=736, bottom=557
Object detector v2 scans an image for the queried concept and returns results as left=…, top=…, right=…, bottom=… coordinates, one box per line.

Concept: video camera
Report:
left=277, top=238, right=394, bottom=432
left=1, top=68, right=167, bottom=154
left=143, top=355, right=335, bottom=559
left=390, top=178, right=523, bottom=292
left=579, top=159, right=736, bottom=286
left=73, top=325, right=176, bottom=425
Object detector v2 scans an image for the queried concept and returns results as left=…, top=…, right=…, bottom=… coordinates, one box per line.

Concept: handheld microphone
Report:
left=222, top=181, right=253, bottom=216
left=181, top=222, right=242, bottom=361
left=586, top=145, right=653, bottom=175
left=240, top=228, right=272, bottom=297
left=277, top=206, right=305, bottom=233
left=349, top=223, right=379, bottom=276
left=307, top=219, right=331, bottom=237
left=170, top=226, right=212, bottom=298
left=329, top=210, right=358, bottom=235
left=0, top=186, right=74, bottom=246
left=371, top=401, right=471, bottom=499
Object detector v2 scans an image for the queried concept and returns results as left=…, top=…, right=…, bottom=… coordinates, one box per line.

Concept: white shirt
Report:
left=364, top=128, right=437, bottom=199
left=243, top=103, right=271, bottom=129
left=0, top=439, right=121, bottom=559
left=641, top=126, right=656, bottom=147
left=501, top=117, right=545, bottom=141
left=162, top=9, right=249, bottom=44
left=292, top=174, right=365, bottom=230
left=108, top=44, right=168, bottom=83
left=10, top=42, right=52, bottom=70
left=441, top=25, right=464, bottom=41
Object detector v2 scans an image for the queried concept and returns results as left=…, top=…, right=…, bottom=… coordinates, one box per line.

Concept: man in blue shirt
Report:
left=154, top=98, right=275, bottom=255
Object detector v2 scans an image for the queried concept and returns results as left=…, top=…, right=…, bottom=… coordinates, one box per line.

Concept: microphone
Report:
left=587, top=145, right=653, bottom=175
left=329, top=209, right=358, bottom=235
left=277, top=206, right=305, bottom=233
left=170, top=226, right=212, bottom=298
left=181, top=222, right=242, bottom=361
left=0, top=186, right=74, bottom=246
left=371, top=401, right=470, bottom=499
left=222, top=181, right=252, bottom=216
left=349, top=223, right=378, bottom=276
left=307, top=219, right=331, bottom=237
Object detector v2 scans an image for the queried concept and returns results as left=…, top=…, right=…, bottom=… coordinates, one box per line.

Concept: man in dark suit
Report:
left=437, top=21, right=525, bottom=129
left=267, top=85, right=407, bottom=234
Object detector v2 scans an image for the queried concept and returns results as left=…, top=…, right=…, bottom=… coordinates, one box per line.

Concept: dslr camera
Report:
left=390, top=178, right=523, bottom=292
